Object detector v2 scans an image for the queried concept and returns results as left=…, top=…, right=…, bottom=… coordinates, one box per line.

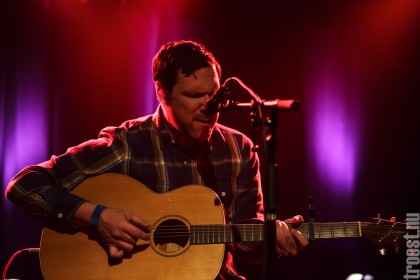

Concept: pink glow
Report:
left=129, top=13, right=160, bottom=115
left=304, top=0, right=420, bottom=196
left=310, top=79, right=359, bottom=194
left=128, top=1, right=197, bottom=115
left=305, top=52, right=361, bottom=195
left=2, top=73, right=49, bottom=199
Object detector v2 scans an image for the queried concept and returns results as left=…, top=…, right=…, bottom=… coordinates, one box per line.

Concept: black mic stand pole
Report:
left=245, top=99, right=299, bottom=280
left=249, top=101, right=279, bottom=280
left=265, top=108, right=280, bottom=280
left=219, top=77, right=300, bottom=280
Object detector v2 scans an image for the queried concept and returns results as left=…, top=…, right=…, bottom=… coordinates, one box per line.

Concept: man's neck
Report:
left=168, top=126, right=203, bottom=151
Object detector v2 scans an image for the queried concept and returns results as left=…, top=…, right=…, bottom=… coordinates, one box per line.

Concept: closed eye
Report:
left=183, top=91, right=210, bottom=98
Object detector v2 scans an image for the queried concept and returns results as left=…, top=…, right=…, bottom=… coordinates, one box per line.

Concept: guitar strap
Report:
left=226, top=269, right=246, bottom=280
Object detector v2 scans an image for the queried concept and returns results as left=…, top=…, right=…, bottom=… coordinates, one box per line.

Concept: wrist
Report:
left=90, top=204, right=107, bottom=228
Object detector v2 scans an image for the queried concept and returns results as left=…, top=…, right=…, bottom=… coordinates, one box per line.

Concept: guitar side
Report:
left=40, top=173, right=226, bottom=280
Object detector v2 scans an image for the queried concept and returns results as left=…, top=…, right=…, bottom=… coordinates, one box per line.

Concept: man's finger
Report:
left=108, top=245, right=124, bottom=258
left=285, top=215, right=304, bottom=229
left=124, top=222, right=149, bottom=242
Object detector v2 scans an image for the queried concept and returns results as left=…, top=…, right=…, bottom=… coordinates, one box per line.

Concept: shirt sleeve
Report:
left=231, top=135, right=264, bottom=224
left=230, top=134, right=266, bottom=263
left=5, top=126, right=127, bottom=227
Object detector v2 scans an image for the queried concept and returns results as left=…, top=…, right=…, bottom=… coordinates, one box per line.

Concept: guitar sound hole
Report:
left=153, top=218, right=189, bottom=254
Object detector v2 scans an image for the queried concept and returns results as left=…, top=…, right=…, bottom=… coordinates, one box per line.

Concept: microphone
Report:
left=202, top=78, right=235, bottom=115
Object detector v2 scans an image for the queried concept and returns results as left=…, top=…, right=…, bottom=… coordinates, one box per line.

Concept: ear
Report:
left=155, top=81, right=166, bottom=104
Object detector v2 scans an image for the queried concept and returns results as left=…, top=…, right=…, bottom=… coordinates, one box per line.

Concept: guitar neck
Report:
left=190, top=222, right=362, bottom=244
left=297, top=222, right=361, bottom=240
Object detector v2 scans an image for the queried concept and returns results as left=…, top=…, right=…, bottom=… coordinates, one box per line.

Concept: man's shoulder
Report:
left=214, top=123, right=244, bottom=136
left=213, top=123, right=253, bottom=145
left=99, top=115, right=154, bottom=136
left=120, top=115, right=154, bottom=130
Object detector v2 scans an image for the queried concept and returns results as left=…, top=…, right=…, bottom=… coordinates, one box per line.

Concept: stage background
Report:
left=1, top=0, right=419, bottom=279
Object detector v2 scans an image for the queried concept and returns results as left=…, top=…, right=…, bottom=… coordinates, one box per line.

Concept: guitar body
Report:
left=39, top=174, right=410, bottom=279
left=40, top=174, right=226, bottom=280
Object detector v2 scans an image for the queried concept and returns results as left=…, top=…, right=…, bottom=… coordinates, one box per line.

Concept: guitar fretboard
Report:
left=298, top=222, right=361, bottom=240
left=189, top=222, right=362, bottom=244
left=190, top=224, right=264, bottom=244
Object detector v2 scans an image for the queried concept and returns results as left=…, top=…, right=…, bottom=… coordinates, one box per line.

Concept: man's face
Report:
left=160, top=65, right=220, bottom=143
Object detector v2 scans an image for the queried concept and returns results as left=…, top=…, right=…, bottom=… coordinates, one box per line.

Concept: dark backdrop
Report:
left=1, top=1, right=419, bottom=279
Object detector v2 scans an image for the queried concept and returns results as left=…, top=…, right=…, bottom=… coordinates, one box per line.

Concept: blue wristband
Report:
left=90, top=204, right=107, bottom=228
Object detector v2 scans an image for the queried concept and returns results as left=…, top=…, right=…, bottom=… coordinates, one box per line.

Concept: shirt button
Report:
left=57, top=213, right=63, bottom=219
left=170, top=139, right=176, bottom=144
left=221, top=192, right=226, bottom=197
left=183, top=160, right=187, bottom=165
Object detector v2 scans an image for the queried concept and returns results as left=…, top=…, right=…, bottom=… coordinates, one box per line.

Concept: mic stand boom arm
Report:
left=231, top=99, right=300, bottom=111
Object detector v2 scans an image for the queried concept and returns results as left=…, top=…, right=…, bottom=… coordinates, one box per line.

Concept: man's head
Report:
left=152, top=40, right=222, bottom=145
left=152, top=40, right=221, bottom=93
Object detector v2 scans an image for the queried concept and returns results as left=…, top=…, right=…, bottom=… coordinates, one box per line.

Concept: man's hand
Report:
left=97, top=208, right=150, bottom=258
left=275, top=215, right=309, bottom=256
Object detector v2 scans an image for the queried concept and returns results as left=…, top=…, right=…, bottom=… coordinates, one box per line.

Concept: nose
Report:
left=200, top=93, right=212, bottom=111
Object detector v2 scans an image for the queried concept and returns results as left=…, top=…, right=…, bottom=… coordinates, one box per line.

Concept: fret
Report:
left=344, top=222, right=347, bottom=237
left=318, top=222, right=321, bottom=239
left=216, top=225, right=220, bottom=244
left=224, top=224, right=226, bottom=243
left=195, top=226, right=198, bottom=244
left=338, top=223, right=347, bottom=237
left=204, top=225, right=207, bottom=244
left=192, top=226, right=197, bottom=244
left=213, top=225, right=216, bottom=243
left=330, top=222, right=334, bottom=238
left=205, top=225, right=207, bottom=243
left=210, top=225, right=213, bottom=243
left=207, top=225, right=212, bottom=243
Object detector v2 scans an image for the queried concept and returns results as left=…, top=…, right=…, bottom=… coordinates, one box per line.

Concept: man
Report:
left=5, top=40, right=308, bottom=279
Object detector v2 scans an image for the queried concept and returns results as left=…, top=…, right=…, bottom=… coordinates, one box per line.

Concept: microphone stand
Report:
left=221, top=77, right=299, bottom=280
left=260, top=106, right=279, bottom=280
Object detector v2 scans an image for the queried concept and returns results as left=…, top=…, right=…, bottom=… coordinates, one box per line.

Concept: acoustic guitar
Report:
left=40, top=173, right=408, bottom=279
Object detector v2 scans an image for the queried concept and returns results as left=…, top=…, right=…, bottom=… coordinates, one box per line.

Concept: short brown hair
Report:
left=152, top=40, right=222, bottom=92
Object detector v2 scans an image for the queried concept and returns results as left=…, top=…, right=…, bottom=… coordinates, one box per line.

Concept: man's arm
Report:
left=72, top=202, right=150, bottom=258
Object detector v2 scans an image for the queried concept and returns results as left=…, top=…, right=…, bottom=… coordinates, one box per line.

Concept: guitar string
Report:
left=147, top=223, right=405, bottom=230
left=146, top=223, right=405, bottom=239
left=147, top=222, right=402, bottom=243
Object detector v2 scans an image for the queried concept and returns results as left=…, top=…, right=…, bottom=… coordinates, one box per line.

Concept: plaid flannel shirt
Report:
left=7, top=105, right=263, bottom=228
